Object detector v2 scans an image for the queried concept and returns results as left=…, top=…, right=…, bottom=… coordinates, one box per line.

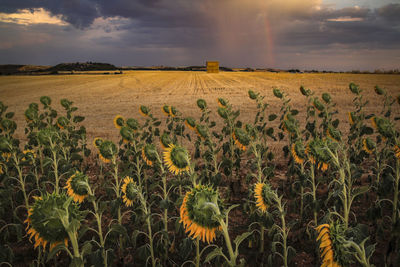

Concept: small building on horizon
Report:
left=206, top=61, right=219, bottom=73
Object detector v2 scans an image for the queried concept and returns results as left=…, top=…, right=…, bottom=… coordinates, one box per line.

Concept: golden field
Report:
left=1, top=71, right=399, bottom=143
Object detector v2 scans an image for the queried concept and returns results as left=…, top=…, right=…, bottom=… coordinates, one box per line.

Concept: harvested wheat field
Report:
left=1, top=71, right=400, bottom=267
left=1, top=71, right=399, bottom=141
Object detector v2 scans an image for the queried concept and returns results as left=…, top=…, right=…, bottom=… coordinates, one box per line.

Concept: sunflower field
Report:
left=0, top=83, right=400, bottom=267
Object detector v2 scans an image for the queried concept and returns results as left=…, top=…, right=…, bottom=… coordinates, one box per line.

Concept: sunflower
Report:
left=163, top=144, right=190, bottom=175
left=1, top=152, right=11, bottom=162
left=64, top=172, right=89, bottom=203
left=217, top=98, right=228, bottom=108
left=160, top=133, right=173, bottom=149
left=121, top=176, right=137, bottom=207
left=169, top=106, right=177, bottom=117
left=254, top=183, right=268, bottom=212
left=232, top=128, right=250, bottom=151
left=185, top=117, right=196, bottom=131
left=305, top=139, right=330, bottom=171
left=98, top=140, right=117, bottom=163
left=326, top=126, right=341, bottom=142
left=25, top=108, right=37, bottom=122
left=370, top=116, right=378, bottom=130
left=24, top=193, right=82, bottom=252
left=56, top=117, right=68, bottom=130
left=394, top=145, right=400, bottom=161
left=139, top=105, right=150, bottom=117
left=142, top=144, right=158, bottom=166
left=180, top=185, right=221, bottom=243
left=291, top=141, right=306, bottom=164
left=195, top=124, right=208, bottom=139
left=197, top=99, right=207, bottom=110
left=313, top=98, right=325, bottom=112
left=0, top=164, right=3, bottom=175
left=348, top=112, right=355, bottom=125
left=126, top=118, right=139, bottom=131
left=363, top=138, right=376, bottom=154
left=93, top=137, right=103, bottom=150
left=22, top=149, right=36, bottom=162
left=315, top=224, right=342, bottom=267
left=120, top=126, right=134, bottom=144
left=371, top=116, right=393, bottom=139
left=162, top=105, right=171, bottom=116
left=113, top=115, right=125, bottom=129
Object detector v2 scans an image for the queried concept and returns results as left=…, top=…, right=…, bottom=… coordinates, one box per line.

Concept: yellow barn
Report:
left=206, top=61, right=219, bottom=73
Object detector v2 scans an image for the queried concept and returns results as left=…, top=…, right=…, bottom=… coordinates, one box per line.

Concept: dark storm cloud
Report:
left=0, top=1, right=399, bottom=70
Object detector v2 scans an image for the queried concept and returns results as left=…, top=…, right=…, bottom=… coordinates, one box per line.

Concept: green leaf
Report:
left=234, top=231, right=252, bottom=249
left=205, top=247, right=224, bottom=263
left=352, top=186, right=369, bottom=198
left=81, top=242, right=92, bottom=256
left=47, top=243, right=66, bottom=261
left=73, top=116, right=85, bottom=123
left=111, top=224, right=128, bottom=239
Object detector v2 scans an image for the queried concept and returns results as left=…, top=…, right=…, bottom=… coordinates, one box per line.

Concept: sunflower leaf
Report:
left=204, top=247, right=224, bottom=263
left=233, top=231, right=253, bottom=252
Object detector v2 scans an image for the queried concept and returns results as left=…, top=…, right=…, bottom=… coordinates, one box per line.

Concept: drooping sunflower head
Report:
left=371, top=116, right=394, bottom=139
left=160, top=132, right=173, bottom=149
left=254, top=182, right=270, bottom=213
left=126, top=118, right=139, bottom=131
left=322, top=93, right=331, bottom=104
left=163, top=144, right=190, bottom=175
left=348, top=112, right=356, bottom=125
left=56, top=116, right=68, bottom=129
left=98, top=140, right=117, bottom=163
left=248, top=90, right=258, bottom=100
left=22, top=149, right=36, bottom=163
left=273, top=88, right=283, bottom=99
left=363, top=138, right=376, bottom=155
left=40, top=96, right=52, bottom=106
left=245, top=124, right=257, bottom=140
left=139, top=105, right=150, bottom=117
left=113, top=115, right=125, bottom=129
left=197, top=99, right=207, bottom=110
left=180, top=185, right=221, bottom=243
left=25, top=108, right=37, bottom=122
left=291, top=141, right=306, bottom=165
left=217, top=98, right=228, bottom=108
left=217, top=107, right=228, bottom=119
left=25, top=193, right=82, bottom=252
left=162, top=105, right=171, bottom=116
left=93, top=137, right=103, bottom=150
left=282, top=119, right=297, bottom=136
left=326, top=125, right=341, bottom=142
left=394, top=145, right=400, bottom=161
left=1, top=119, right=17, bottom=133
left=120, top=126, right=134, bottom=144
left=232, top=128, right=250, bottom=151
left=169, top=106, right=177, bottom=117
left=306, top=138, right=331, bottom=171
left=185, top=117, right=196, bottom=131
left=142, top=144, right=159, bottom=166
left=374, top=85, right=385, bottom=95
left=121, top=176, right=138, bottom=207
left=64, top=172, right=89, bottom=203
left=313, top=97, right=325, bottom=112
left=315, top=222, right=346, bottom=267
left=349, top=82, right=360, bottom=95
left=195, top=124, right=209, bottom=139
left=300, top=85, right=310, bottom=96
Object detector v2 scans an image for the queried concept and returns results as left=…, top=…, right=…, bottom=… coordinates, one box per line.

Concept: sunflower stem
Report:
left=310, top=164, right=318, bottom=226
left=12, top=153, right=29, bottom=210
left=259, top=226, right=264, bottom=253
left=49, top=139, right=60, bottom=194
left=392, top=159, right=399, bottom=225
left=219, top=219, right=237, bottom=266
left=195, top=237, right=200, bottom=267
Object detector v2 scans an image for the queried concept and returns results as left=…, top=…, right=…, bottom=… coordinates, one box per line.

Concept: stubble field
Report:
left=1, top=71, right=399, bottom=144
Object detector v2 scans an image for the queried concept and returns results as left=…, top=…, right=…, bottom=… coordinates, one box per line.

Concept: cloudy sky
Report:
left=0, top=0, right=399, bottom=71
